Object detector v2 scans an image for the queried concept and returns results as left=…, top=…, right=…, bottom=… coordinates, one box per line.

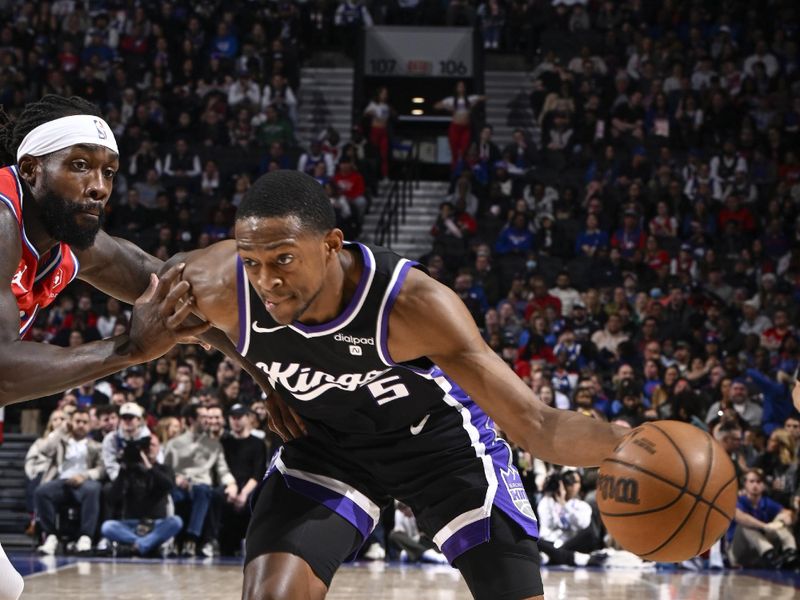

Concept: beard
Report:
left=38, top=187, right=104, bottom=251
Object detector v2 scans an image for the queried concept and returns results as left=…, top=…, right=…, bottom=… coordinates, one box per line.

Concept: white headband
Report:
left=16, top=114, right=119, bottom=162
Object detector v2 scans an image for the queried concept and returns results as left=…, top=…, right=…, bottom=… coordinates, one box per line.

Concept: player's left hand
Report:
left=266, top=390, right=308, bottom=442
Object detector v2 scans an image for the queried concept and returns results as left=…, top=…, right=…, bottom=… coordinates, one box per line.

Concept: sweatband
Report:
left=16, top=114, right=119, bottom=162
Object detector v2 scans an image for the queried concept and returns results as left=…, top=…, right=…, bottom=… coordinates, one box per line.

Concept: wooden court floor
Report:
left=16, top=558, right=800, bottom=599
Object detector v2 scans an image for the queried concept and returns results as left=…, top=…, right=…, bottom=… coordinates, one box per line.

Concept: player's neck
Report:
left=20, top=182, right=60, bottom=256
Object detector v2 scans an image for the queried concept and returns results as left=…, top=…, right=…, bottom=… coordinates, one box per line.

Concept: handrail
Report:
left=373, top=141, right=419, bottom=248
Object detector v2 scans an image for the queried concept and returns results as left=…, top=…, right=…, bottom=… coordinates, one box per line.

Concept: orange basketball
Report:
left=597, top=420, right=738, bottom=562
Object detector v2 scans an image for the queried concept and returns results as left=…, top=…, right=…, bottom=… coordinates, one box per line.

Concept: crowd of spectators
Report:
left=1, top=0, right=799, bottom=570
left=426, top=0, right=800, bottom=571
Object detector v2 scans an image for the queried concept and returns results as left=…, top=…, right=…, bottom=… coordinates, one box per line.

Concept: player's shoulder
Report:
left=392, top=267, right=458, bottom=324
left=0, top=194, right=22, bottom=275
left=181, top=240, right=239, bottom=327
left=182, top=240, right=238, bottom=283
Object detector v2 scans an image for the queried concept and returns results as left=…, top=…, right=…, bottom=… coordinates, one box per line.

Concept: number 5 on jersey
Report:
left=367, top=375, right=410, bottom=405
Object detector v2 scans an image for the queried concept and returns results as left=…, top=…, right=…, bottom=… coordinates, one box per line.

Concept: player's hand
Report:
left=175, top=475, right=190, bottom=490
left=179, top=336, right=212, bottom=351
left=764, top=520, right=785, bottom=531
left=127, top=264, right=211, bottom=362
left=266, top=390, right=307, bottom=442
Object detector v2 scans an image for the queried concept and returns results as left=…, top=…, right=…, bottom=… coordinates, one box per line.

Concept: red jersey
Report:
left=0, top=166, right=79, bottom=337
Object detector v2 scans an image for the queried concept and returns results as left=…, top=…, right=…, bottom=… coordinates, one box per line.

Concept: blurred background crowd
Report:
left=1, top=0, right=799, bottom=571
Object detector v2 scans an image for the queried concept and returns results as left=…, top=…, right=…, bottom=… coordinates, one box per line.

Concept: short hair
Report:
left=743, top=468, right=764, bottom=482
left=236, top=171, right=335, bottom=235
left=0, top=94, right=102, bottom=165
left=181, top=403, right=200, bottom=422
left=95, top=405, right=119, bottom=417
left=72, top=407, right=90, bottom=418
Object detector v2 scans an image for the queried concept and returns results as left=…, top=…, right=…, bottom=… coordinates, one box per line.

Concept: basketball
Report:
left=597, top=421, right=738, bottom=563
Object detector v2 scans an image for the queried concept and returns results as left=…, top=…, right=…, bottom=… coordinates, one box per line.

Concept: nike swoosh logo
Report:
left=410, top=413, right=430, bottom=436
left=252, top=321, right=286, bottom=333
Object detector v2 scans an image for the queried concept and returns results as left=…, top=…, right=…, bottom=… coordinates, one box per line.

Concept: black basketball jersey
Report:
left=236, top=242, right=541, bottom=562
left=235, top=242, right=464, bottom=438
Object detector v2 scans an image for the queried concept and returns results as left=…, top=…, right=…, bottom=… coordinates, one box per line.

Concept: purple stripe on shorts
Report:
left=282, top=473, right=374, bottom=540
left=235, top=255, right=248, bottom=353
left=292, top=243, right=373, bottom=334
left=440, top=518, right=490, bottom=562
left=434, top=369, right=540, bottom=543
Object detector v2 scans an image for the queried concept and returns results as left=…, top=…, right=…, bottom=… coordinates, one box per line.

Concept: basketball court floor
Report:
left=10, top=554, right=800, bottom=599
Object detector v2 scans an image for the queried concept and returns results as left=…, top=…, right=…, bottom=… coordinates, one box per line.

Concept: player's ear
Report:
left=17, top=155, right=41, bottom=185
left=323, top=228, right=344, bottom=256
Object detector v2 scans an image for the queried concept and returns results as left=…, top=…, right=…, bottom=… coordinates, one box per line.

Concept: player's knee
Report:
left=243, top=556, right=327, bottom=600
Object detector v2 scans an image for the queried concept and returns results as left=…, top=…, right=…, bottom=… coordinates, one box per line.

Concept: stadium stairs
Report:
left=0, top=433, right=36, bottom=550
left=363, top=180, right=451, bottom=260
left=295, top=67, right=354, bottom=146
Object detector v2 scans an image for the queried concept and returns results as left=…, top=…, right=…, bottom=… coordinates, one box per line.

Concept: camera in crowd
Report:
left=121, top=436, right=152, bottom=467
left=542, top=470, right=580, bottom=495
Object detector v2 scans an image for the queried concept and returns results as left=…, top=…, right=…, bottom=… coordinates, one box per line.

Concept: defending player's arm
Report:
left=75, top=230, right=161, bottom=304
left=0, top=212, right=207, bottom=407
left=389, top=269, right=627, bottom=467
left=78, top=235, right=278, bottom=402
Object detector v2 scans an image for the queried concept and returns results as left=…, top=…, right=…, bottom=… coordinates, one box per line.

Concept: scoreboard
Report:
left=364, top=27, right=474, bottom=78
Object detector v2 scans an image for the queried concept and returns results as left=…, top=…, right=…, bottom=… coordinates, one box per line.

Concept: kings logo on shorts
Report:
left=500, top=468, right=536, bottom=520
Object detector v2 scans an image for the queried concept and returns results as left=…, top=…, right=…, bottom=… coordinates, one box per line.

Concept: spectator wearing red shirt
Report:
left=761, top=309, right=793, bottom=352
left=643, top=236, right=670, bottom=271
left=513, top=334, right=556, bottom=379
left=648, top=201, right=678, bottom=238
left=524, top=276, right=562, bottom=321
left=333, top=159, right=368, bottom=227
left=718, top=194, right=755, bottom=233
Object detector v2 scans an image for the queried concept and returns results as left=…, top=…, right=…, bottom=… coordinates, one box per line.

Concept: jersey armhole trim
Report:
left=235, top=255, right=251, bottom=355
left=376, top=259, right=417, bottom=369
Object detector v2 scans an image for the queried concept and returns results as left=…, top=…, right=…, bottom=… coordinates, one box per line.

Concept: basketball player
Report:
left=174, top=171, right=628, bottom=600
left=0, top=95, right=218, bottom=600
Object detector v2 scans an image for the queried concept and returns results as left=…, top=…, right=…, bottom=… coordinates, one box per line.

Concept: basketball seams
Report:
left=597, top=482, right=684, bottom=518
left=704, top=474, right=737, bottom=522
left=693, top=433, right=715, bottom=556
left=647, top=422, right=690, bottom=489
left=600, top=422, right=738, bottom=562
left=638, top=500, right=703, bottom=559
left=600, top=458, right=734, bottom=521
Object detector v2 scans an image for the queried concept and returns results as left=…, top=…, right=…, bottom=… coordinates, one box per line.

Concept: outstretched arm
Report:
left=75, top=230, right=160, bottom=304
left=0, top=211, right=205, bottom=406
left=389, top=269, right=626, bottom=466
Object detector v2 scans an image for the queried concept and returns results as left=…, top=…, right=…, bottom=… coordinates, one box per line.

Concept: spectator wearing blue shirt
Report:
left=211, top=23, right=239, bottom=59
left=81, top=29, right=115, bottom=68
left=575, top=214, right=609, bottom=257
left=494, top=212, right=535, bottom=256
left=745, top=367, right=793, bottom=436
left=728, top=468, right=797, bottom=569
